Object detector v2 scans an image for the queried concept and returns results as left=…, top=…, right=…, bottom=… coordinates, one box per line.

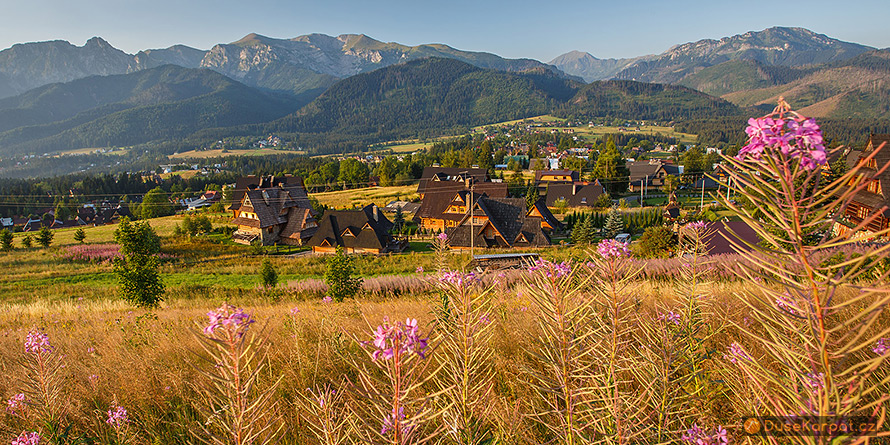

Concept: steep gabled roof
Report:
left=416, top=167, right=488, bottom=195
left=446, top=197, right=551, bottom=248
left=306, top=205, right=395, bottom=251
left=847, top=134, right=890, bottom=215
left=528, top=198, right=562, bottom=229
left=229, top=175, right=307, bottom=211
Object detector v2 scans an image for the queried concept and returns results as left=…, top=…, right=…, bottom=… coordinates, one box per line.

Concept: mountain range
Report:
left=0, top=26, right=888, bottom=163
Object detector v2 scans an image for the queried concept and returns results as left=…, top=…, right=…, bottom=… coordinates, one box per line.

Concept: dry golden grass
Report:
left=310, top=185, right=419, bottom=209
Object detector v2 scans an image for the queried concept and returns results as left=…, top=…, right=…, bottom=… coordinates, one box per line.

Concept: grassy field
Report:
left=473, top=114, right=698, bottom=144
left=310, top=185, right=419, bottom=209
left=55, top=147, right=129, bottom=156
left=168, top=148, right=305, bottom=159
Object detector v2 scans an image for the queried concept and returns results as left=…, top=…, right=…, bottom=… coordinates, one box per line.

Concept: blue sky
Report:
left=1, top=0, right=888, bottom=61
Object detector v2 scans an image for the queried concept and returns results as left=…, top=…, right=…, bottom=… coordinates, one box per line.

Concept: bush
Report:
left=21, top=234, right=33, bottom=248
left=324, top=247, right=362, bottom=302
left=35, top=226, right=54, bottom=248
left=261, top=258, right=278, bottom=288
left=113, top=217, right=164, bottom=308
left=636, top=225, right=676, bottom=258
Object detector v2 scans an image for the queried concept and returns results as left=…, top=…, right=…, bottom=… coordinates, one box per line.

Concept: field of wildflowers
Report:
left=1, top=102, right=890, bottom=444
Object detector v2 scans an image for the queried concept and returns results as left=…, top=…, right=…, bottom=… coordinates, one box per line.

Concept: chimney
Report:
left=573, top=183, right=578, bottom=195
left=372, top=204, right=379, bottom=221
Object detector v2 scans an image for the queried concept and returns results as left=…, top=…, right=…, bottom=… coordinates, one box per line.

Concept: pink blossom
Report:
left=681, top=424, right=728, bottom=445
left=437, top=232, right=448, bottom=241
left=381, top=406, right=409, bottom=435
left=106, top=404, right=129, bottom=427
left=724, top=342, right=750, bottom=364
left=415, top=266, right=424, bottom=273
left=657, top=311, right=681, bottom=325
left=322, top=296, right=333, bottom=303
left=737, top=113, right=827, bottom=171
left=775, top=293, right=799, bottom=316
left=596, top=239, right=630, bottom=260
left=873, top=338, right=889, bottom=356
left=289, top=307, right=300, bottom=316
left=527, top=258, right=572, bottom=277
left=6, top=393, right=26, bottom=415
left=803, top=372, right=825, bottom=393
left=24, top=329, right=52, bottom=355
left=438, top=270, right=477, bottom=287
left=203, top=304, right=255, bottom=339
left=369, top=317, right=428, bottom=361
left=11, top=432, right=41, bottom=445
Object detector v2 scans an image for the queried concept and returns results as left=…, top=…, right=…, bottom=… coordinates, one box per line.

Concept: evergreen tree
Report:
left=637, top=226, right=676, bottom=258
left=526, top=183, right=540, bottom=210
left=393, top=206, right=405, bottom=234
left=0, top=229, right=12, bottom=251
left=35, top=226, right=54, bottom=248
left=22, top=235, right=33, bottom=248
left=604, top=207, right=625, bottom=239
left=73, top=228, right=86, bottom=244
left=570, top=214, right=591, bottom=245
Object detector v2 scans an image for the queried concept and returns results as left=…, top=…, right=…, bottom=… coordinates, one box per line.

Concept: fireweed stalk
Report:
left=586, top=241, right=649, bottom=444
left=297, top=384, right=353, bottom=445
left=104, top=401, right=131, bottom=445
left=192, top=304, right=282, bottom=445
left=719, top=100, right=890, bottom=443
left=351, top=317, right=440, bottom=445
left=524, top=258, right=595, bottom=444
left=433, top=270, right=496, bottom=445
left=16, top=329, right=66, bottom=433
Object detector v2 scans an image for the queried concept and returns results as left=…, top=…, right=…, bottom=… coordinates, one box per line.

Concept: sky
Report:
left=1, top=0, right=888, bottom=61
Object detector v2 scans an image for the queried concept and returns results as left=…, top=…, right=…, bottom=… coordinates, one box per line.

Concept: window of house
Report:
left=865, top=158, right=878, bottom=169
left=857, top=205, right=869, bottom=220
left=581, top=197, right=587, bottom=204
left=867, top=180, right=883, bottom=195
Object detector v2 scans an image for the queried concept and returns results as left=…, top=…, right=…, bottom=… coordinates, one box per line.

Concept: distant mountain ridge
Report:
left=0, top=33, right=576, bottom=100
left=550, top=27, right=874, bottom=83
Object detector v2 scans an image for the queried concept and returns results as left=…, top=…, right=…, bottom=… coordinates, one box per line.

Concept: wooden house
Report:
left=841, top=134, right=890, bottom=234
left=445, top=196, right=552, bottom=250
left=306, top=205, right=406, bottom=254
left=229, top=175, right=316, bottom=245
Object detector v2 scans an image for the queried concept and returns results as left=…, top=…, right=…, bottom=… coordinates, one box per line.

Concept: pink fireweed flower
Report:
left=11, top=432, right=41, bottom=445
left=438, top=270, right=477, bottom=286
left=106, top=404, right=129, bottom=427
left=528, top=258, right=571, bottom=277
left=437, top=232, right=448, bottom=242
left=415, top=266, right=424, bottom=273
left=6, top=393, right=26, bottom=415
left=322, top=296, right=333, bottom=303
left=203, top=304, right=255, bottom=339
left=724, top=342, right=750, bottom=364
left=684, top=221, right=708, bottom=232
left=657, top=311, right=681, bottom=325
left=24, top=329, right=52, bottom=355
left=289, top=307, right=300, bottom=316
left=596, top=239, right=630, bottom=260
left=775, top=293, right=799, bottom=316
left=369, top=318, right=429, bottom=361
left=737, top=112, right=827, bottom=171
left=680, top=424, right=728, bottom=445
left=873, top=338, right=889, bottom=356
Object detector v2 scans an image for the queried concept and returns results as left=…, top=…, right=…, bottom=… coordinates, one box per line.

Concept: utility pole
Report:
left=700, top=174, right=705, bottom=211
left=641, top=174, right=647, bottom=207
left=469, top=180, right=475, bottom=259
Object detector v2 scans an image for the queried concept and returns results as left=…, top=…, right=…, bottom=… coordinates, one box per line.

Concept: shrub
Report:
left=324, top=247, right=362, bottom=302
left=35, top=225, right=54, bottom=247
left=21, top=234, right=33, bottom=248
left=603, top=207, right=624, bottom=239
left=261, top=258, right=278, bottom=288
left=636, top=226, right=675, bottom=258
left=113, top=217, right=164, bottom=308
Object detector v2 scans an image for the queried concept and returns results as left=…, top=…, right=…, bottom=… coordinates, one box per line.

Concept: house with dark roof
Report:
left=93, top=206, right=133, bottom=226
left=306, top=205, right=406, bottom=254
left=446, top=196, right=552, bottom=250
left=415, top=182, right=507, bottom=232
left=527, top=199, right=563, bottom=231
left=229, top=176, right=316, bottom=246
left=416, top=167, right=489, bottom=198
left=627, top=160, right=680, bottom=192
left=839, top=134, right=890, bottom=235
left=697, top=221, right=760, bottom=255
left=543, top=181, right=605, bottom=208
